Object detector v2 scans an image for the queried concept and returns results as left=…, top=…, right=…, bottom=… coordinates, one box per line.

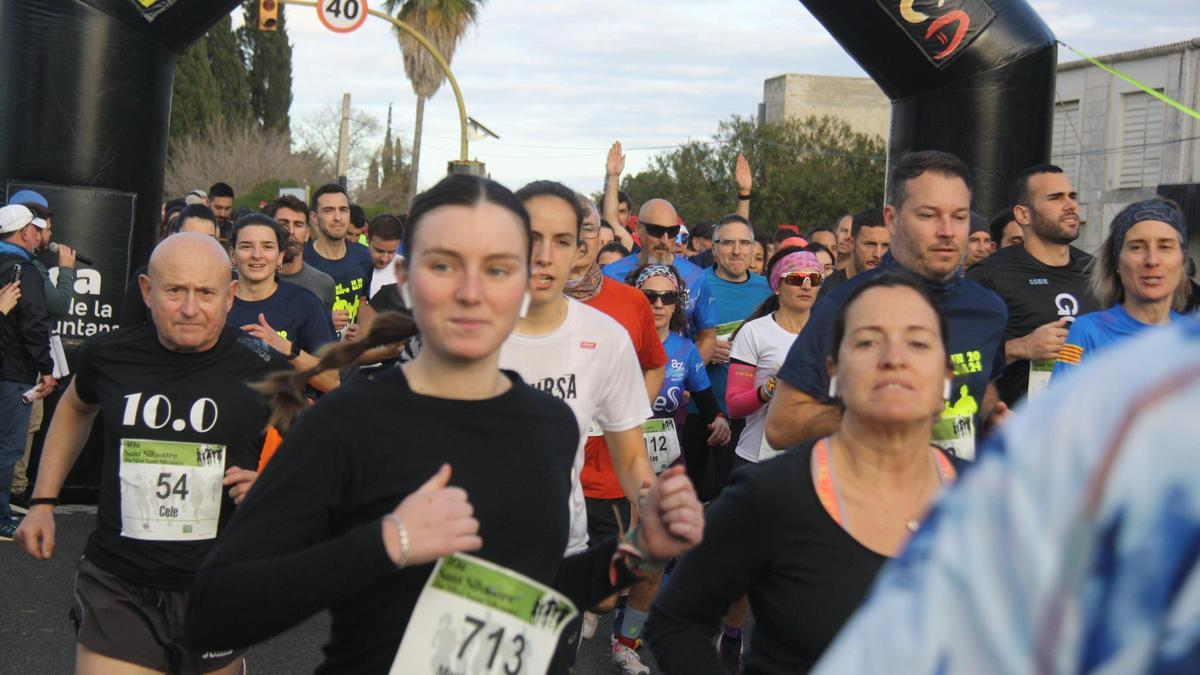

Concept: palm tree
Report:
left=382, top=0, right=483, bottom=204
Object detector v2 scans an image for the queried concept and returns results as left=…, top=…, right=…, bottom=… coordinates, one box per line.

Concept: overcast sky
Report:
left=274, top=0, right=1200, bottom=195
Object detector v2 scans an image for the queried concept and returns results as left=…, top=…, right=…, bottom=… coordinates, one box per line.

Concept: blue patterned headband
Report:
left=1110, top=199, right=1188, bottom=260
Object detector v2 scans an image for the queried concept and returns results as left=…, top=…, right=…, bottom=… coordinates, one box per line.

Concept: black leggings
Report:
left=681, top=414, right=744, bottom=503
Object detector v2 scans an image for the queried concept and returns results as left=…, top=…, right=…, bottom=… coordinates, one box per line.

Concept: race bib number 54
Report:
left=390, top=554, right=578, bottom=675
left=119, top=438, right=226, bottom=541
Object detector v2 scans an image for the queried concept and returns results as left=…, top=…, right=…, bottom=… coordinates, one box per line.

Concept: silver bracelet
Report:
left=385, top=514, right=410, bottom=569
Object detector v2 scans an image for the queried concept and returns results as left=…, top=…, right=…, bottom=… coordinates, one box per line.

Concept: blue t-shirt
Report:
left=226, top=281, right=337, bottom=354
left=696, top=267, right=771, bottom=415
left=653, top=332, right=710, bottom=418
left=602, top=254, right=718, bottom=338
left=777, top=254, right=1007, bottom=460
left=1052, top=304, right=1182, bottom=379
left=303, top=241, right=373, bottom=323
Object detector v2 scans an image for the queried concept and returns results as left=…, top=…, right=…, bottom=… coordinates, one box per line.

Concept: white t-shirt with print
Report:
left=729, top=313, right=801, bottom=463
left=500, top=298, right=650, bottom=554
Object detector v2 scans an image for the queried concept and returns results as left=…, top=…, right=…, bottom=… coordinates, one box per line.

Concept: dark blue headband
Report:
left=1110, top=199, right=1188, bottom=260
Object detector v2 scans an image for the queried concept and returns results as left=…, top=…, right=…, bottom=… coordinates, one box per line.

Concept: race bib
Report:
left=1027, top=359, right=1055, bottom=398
left=641, top=418, right=681, bottom=473
left=119, top=439, right=226, bottom=541
left=931, top=415, right=976, bottom=462
left=714, top=320, right=743, bottom=342
left=390, top=554, right=578, bottom=675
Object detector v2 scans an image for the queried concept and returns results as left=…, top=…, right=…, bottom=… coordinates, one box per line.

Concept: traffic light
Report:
left=258, top=0, right=279, bottom=31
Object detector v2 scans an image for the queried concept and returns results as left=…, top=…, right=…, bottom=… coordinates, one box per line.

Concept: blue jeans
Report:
left=0, top=380, right=35, bottom=522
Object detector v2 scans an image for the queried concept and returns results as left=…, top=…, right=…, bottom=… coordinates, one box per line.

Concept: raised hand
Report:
left=607, top=141, right=626, bottom=178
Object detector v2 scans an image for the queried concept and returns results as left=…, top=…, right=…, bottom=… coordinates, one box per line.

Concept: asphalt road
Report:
left=1, top=506, right=723, bottom=674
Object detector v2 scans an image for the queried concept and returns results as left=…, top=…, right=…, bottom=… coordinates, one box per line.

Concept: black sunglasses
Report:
left=641, top=221, right=682, bottom=240
left=642, top=290, right=680, bottom=306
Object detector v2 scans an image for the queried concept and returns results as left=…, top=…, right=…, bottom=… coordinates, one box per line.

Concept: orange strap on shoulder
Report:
left=933, top=447, right=958, bottom=484
left=812, top=437, right=843, bottom=526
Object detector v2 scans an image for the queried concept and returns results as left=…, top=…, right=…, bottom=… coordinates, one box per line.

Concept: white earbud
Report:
left=827, top=375, right=838, bottom=399
left=400, top=282, right=413, bottom=309
left=519, top=291, right=532, bottom=319
left=943, top=378, right=953, bottom=401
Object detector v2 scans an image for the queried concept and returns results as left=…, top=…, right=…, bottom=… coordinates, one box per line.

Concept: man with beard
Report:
left=820, top=208, right=890, bottom=297
left=967, top=165, right=1099, bottom=406
left=303, top=184, right=373, bottom=338
left=266, top=195, right=335, bottom=311
left=965, top=212, right=993, bottom=270
left=765, top=151, right=1008, bottom=462
left=603, top=199, right=717, bottom=362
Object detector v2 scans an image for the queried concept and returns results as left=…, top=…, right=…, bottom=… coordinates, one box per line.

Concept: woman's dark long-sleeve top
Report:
left=186, top=368, right=635, bottom=674
left=647, top=440, right=890, bottom=674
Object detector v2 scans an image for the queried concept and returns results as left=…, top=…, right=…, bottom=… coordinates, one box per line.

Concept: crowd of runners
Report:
left=1, top=140, right=1197, bottom=675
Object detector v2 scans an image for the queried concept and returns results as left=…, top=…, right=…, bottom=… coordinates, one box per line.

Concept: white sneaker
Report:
left=611, top=637, right=650, bottom=675
left=581, top=611, right=599, bottom=640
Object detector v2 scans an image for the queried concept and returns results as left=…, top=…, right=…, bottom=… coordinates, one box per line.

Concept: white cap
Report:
left=185, top=189, right=208, bottom=205
left=0, top=204, right=44, bottom=234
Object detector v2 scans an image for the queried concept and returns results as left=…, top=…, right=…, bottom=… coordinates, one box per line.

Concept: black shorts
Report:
left=585, top=497, right=632, bottom=543
left=70, top=556, right=245, bottom=674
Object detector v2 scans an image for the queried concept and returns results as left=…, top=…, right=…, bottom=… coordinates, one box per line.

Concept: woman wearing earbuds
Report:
left=185, top=175, right=705, bottom=674
left=647, top=273, right=963, bottom=674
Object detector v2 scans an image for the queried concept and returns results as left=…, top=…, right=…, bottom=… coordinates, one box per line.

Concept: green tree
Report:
left=381, top=104, right=396, bottom=183
left=169, top=39, right=223, bottom=150
left=240, top=0, right=294, bottom=134
left=207, top=15, right=253, bottom=127
left=622, top=115, right=886, bottom=234
left=382, top=0, right=485, bottom=201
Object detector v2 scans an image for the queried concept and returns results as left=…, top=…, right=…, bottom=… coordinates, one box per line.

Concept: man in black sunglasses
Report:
left=603, top=199, right=718, bottom=364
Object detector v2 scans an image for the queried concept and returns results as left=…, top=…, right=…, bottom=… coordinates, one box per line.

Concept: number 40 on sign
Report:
left=317, top=0, right=368, bottom=33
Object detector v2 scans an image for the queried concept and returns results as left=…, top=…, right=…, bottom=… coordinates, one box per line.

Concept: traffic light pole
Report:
left=279, top=0, right=474, bottom=166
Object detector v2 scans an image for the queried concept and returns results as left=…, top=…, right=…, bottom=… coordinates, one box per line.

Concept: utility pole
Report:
left=336, top=92, right=351, bottom=188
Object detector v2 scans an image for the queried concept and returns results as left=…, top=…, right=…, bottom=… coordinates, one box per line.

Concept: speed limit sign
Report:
left=317, top=0, right=368, bottom=33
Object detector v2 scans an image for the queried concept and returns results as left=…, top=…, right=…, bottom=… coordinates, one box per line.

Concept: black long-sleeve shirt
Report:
left=647, top=441, right=889, bottom=674
left=186, top=367, right=634, bottom=674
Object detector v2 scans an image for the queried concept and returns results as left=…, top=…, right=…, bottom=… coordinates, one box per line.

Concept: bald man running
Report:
left=16, top=233, right=289, bottom=675
left=602, top=199, right=718, bottom=362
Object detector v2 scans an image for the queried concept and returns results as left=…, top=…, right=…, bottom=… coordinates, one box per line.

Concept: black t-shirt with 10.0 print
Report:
left=73, top=324, right=289, bottom=590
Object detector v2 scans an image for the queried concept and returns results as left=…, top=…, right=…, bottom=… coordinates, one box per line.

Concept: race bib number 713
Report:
left=390, top=554, right=578, bottom=675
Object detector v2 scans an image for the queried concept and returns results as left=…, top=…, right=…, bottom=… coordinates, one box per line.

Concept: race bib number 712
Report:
left=390, top=554, right=578, bottom=675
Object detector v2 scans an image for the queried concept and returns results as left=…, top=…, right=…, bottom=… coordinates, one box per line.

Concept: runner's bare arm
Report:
left=604, top=426, right=657, bottom=511
left=604, top=141, right=634, bottom=250
left=694, top=328, right=716, bottom=365
left=15, top=380, right=100, bottom=560
left=643, top=366, right=665, bottom=406
left=764, top=379, right=841, bottom=449
left=734, top=153, right=752, bottom=220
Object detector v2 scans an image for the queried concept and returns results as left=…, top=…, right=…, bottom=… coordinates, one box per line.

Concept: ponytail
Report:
left=254, top=311, right=419, bottom=431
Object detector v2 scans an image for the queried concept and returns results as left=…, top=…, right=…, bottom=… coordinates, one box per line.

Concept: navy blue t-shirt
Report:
left=226, top=281, right=337, bottom=354
left=303, top=241, right=373, bottom=324
left=777, top=254, right=1007, bottom=461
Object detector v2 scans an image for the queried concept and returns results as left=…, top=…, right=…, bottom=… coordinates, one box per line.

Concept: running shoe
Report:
left=581, top=611, right=599, bottom=640
left=0, top=518, right=16, bottom=541
left=717, top=632, right=743, bottom=674
left=610, top=637, right=650, bottom=675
